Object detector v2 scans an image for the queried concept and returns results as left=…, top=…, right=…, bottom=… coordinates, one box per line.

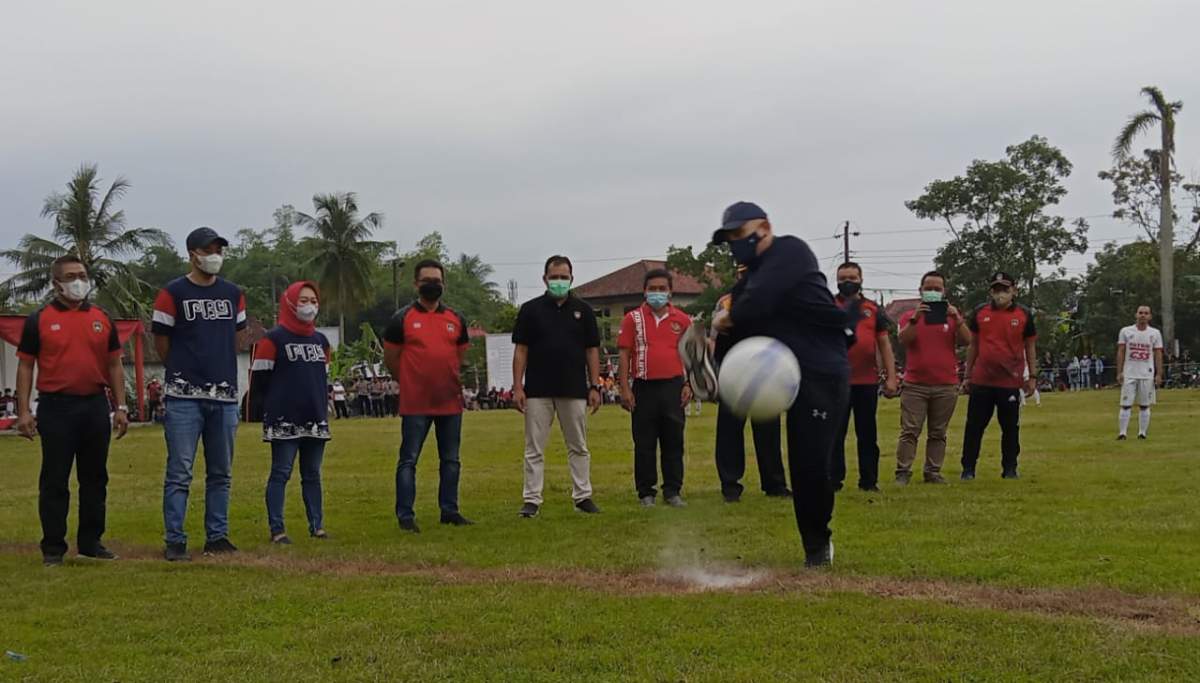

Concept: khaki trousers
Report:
left=523, top=398, right=593, bottom=505
left=895, top=383, right=959, bottom=476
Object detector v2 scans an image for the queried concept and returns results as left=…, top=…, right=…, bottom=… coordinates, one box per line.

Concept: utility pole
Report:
left=839, top=221, right=860, bottom=263
left=392, top=259, right=405, bottom=311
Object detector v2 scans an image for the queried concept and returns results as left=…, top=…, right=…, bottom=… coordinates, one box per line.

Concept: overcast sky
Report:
left=2, top=0, right=1198, bottom=301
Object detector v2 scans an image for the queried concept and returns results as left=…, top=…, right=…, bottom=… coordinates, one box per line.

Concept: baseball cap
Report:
left=710, top=201, right=768, bottom=245
left=989, top=271, right=1015, bottom=288
left=185, top=226, right=229, bottom=252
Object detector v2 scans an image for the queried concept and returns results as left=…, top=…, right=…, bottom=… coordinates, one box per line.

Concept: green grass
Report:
left=2, top=390, right=1199, bottom=680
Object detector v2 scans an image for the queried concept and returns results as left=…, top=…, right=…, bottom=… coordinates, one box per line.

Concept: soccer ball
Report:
left=717, top=336, right=801, bottom=421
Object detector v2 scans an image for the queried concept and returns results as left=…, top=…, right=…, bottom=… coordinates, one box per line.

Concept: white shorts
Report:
left=1120, top=379, right=1156, bottom=407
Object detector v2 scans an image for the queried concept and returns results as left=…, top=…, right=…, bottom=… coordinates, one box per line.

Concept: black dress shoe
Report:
left=398, top=518, right=421, bottom=533
left=79, top=545, right=118, bottom=560
left=1001, top=469, right=1020, bottom=480
left=574, top=498, right=601, bottom=514
left=440, top=513, right=475, bottom=526
left=43, top=554, right=64, bottom=567
left=764, top=488, right=792, bottom=498
left=518, top=502, right=540, bottom=518
left=723, top=493, right=742, bottom=503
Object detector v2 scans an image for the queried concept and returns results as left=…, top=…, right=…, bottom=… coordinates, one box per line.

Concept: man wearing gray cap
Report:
left=708, top=202, right=852, bottom=567
left=152, top=227, right=247, bottom=561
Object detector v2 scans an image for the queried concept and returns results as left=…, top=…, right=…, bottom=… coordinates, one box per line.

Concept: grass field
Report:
left=2, top=389, right=1199, bottom=681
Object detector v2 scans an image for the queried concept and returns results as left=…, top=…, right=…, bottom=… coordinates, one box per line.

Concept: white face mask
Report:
left=58, top=278, right=92, bottom=302
left=195, top=252, right=224, bottom=275
left=296, top=304, right=319, bottom=322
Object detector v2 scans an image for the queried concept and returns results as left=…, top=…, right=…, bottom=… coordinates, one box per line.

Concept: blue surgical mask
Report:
left=646, top=292, right=670, bottom=309
left=727, top=232, right=760, bottom=264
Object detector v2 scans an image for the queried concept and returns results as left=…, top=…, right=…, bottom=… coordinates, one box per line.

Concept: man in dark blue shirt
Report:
left=710, top=202, right=851, bottom=567
left=152, top=227, right=246, bottom=562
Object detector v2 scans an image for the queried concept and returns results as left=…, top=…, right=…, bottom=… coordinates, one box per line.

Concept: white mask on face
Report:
left=296, top=304, right=319, bottom=322
left=58, top=278, right=92, bottom=302
left=196, top=252, right=224, bottom=275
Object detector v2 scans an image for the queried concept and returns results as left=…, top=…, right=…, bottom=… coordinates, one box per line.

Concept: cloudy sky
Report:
left=2, top=0, right=1197, bottom=300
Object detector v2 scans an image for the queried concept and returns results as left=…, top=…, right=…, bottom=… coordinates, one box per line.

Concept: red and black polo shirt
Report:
left=383, top=301, right=470, bottom=416
left=968, top=302, right=1036, bottom=389
left=837, top=296, right=892, bottom=386
left=17, top=300, right=121, bottom=395
left=617, top=303, right=692, bottom=380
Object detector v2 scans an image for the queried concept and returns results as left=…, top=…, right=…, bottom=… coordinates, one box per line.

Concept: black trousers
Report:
left=831, top=384, right=880, bottom=489
left=632, top=377, right=686, bottom=499
left=357, top=395, right=371, bottom=417
left=334, top=400, right=349, bottom=419
left=785, top=373, right=849, bottom=555
left=961, top=385, right=1022, bottom=472
left=714, top=403, right=787, bottom=497
left=36, top=393, right=112, bottom=557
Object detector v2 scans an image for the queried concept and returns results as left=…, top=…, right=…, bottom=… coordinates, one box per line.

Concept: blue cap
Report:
left=185, top=226, right=229, bottom=252
left=711, top=201, right=767, bottom=244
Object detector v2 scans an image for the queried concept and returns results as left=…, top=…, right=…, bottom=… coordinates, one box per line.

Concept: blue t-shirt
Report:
left=152, top=276, right=246, bottom=401
left=251, top=327, right=330, bottom=441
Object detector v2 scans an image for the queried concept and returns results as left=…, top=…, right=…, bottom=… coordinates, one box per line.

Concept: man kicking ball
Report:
left=1116, top=305, right=1164, bottom=441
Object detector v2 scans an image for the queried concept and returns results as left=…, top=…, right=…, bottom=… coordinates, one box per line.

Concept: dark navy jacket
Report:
left=729, top=235, right=851, bottom=379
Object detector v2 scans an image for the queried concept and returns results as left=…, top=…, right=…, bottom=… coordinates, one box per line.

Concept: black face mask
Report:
left=837, top=281, right=862, bottom=297
left=418, top=282, right=443, bottom=301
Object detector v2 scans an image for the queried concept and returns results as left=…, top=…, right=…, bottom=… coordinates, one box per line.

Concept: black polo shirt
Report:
left=512, top=293, right=600, bottom=399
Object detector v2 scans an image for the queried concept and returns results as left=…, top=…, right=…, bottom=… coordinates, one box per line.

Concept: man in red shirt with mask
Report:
left=618, top=268, right=693, bottom=507
left=831, top=262, right=898, bottom=492
left=16, top=254, right=129, bottom=566
left=895, top=271, right=971, bottom=485
left=961, top=272, right=1037, bottom=480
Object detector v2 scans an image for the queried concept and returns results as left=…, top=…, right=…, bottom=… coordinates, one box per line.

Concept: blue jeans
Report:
left=396, top=414, right=462, bottom=521
left=162, top=398, right=239, bottom=545
left=265, top=438, right=326, bottom=535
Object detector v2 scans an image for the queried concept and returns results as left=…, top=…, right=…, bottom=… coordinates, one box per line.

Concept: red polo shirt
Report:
left=618, top=303, right=691, bottom=380
left=898, top=308, right=961, bottom=385
left=837, top=296, right=891, bottom=385
left=968, top=302, right=1036, bottom=389
left=382, top=301, right=470, bottom=415
left=17, top=300, right=121, bottom=395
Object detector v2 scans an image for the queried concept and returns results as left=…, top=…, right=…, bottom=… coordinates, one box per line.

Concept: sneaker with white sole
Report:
left=805, top=541, right=834, bottom=568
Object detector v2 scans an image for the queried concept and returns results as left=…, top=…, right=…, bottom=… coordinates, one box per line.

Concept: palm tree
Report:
left=296, top=192, right=387, bottom=342
left=0, top=164, right=171, bottom=317
left=1113, top=86, right=1183, bottom=348
left=454, top=253, right=500, bottom=293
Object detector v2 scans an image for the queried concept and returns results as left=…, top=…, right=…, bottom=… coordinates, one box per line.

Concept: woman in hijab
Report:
left=250, top=281, right=331, bottom=543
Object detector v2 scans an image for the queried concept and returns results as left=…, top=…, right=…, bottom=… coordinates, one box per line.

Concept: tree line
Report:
left=671, top=86, right=1199, bottom=360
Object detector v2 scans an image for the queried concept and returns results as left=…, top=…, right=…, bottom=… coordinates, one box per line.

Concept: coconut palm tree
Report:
left=1113, top=86, right=1184, bottom=347
left=296, top=192, right=387, bottom=342
left=0, top=164, right=171, bottom=317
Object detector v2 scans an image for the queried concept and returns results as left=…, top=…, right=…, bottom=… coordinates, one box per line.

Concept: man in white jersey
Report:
left=1116, top=305, right=1164, bottom=440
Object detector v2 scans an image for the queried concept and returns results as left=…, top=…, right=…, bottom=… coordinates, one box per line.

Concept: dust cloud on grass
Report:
left=650, top=525, right=769, bottom=592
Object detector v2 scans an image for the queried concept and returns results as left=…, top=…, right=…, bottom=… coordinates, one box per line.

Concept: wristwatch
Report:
left=115, top=405, right=129, bottom=412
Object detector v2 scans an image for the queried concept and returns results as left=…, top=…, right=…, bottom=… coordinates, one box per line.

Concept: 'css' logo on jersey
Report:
left=181, top=299, right=233, bottom=321
left=285, top=343, right=326, bottom=363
